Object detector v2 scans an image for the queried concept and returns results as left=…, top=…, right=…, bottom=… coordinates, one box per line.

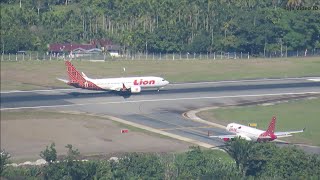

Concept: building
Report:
left=48, top=39, right=121, bottom=57
left=91, top=39, right=121, bottom=57
left=48, top=43, right=96, bottom=54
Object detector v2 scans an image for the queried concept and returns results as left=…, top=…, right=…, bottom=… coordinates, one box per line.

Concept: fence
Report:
left=1, top=49, right=320, bottom=61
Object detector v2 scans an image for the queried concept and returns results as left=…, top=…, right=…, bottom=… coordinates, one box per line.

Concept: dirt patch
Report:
left=0, top=110, right=190, bottom=161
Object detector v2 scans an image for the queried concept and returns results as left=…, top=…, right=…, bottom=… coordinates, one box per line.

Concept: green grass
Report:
left=1, top=110, right=86, bottom=120
left=197, top=97, right=320, bottom=146
left=1, top=57, right=320, bottom=90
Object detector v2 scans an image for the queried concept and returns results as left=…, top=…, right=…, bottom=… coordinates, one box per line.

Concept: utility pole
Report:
left=280, top=38, right=283, bottom=57
left=145, top=41, right=148, bottom=60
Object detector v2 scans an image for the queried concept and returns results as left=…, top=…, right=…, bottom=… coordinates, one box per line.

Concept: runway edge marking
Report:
left=183, top=107, right=226, bottom=130
left=2, top=91, right=320, bottom=111
left=58, top=111, right=216, bottom=149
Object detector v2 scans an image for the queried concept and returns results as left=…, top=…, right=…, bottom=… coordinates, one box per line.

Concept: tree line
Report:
left=1, top=0, right=319, bottom=54
left=1, top=139, right=320, bottom=179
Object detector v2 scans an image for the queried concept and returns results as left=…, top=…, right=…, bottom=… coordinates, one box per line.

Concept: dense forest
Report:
left=1, top=140, right=320, bottom=179
left=1, top=0, right=320, bottom=54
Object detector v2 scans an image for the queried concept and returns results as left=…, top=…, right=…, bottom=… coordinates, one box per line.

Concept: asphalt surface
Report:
left=1, top=77, right=320, bottom=154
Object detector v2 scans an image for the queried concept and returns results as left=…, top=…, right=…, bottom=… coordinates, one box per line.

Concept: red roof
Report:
left=49, top=43, right=96, bottom=52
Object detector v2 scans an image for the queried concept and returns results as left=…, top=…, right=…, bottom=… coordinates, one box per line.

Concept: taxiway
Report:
left=1, top=77, right=320, bottom=153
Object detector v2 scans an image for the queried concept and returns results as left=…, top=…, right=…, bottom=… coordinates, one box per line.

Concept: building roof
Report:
left=49, top=43, right=96, bottom=52
left=87, top=48, right=102, bottom=53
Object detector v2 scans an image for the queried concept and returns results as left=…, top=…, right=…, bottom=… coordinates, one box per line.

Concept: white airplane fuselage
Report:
left=60, top=61, right=170, bottom=93
left=89, top=76, right=169, bottom=90
left=226, top=123, right=266, bottom=141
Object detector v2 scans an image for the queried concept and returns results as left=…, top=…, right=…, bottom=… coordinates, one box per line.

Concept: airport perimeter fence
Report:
left=1, top=49, right=320, bottom=62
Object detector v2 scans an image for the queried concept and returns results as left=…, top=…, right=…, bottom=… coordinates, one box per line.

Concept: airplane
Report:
left=57, top=61, right=169, bottom=93
left=209, top=116, right=305, bottom=142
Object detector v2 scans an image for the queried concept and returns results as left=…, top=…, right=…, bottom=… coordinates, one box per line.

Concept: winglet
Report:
left=122, top=83, right=128, bottom=91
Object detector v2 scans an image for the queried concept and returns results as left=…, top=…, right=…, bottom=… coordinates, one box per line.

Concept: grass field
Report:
left=1, top=57, right=320, bottom=91
left=197, top=97, right=320, bottom=146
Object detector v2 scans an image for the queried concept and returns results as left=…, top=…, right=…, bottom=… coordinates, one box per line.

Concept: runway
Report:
left=1, top=77, right=320, bottom=153
left=2, top=77, right=320, bottom=109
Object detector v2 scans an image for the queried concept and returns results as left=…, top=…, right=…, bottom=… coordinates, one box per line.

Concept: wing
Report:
left=275, top=128, right=305, bottom=138
left=110, top=86, right=123, bottom=91
left=209, top=135, right=237, bottom=139
left=109, top=83, right=129, bottom=91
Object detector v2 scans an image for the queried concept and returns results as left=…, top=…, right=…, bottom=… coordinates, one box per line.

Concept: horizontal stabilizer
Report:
left=273, top=139, right=289, bottom=144
left=56, top=78, right=69, bottom=83
left=209, top=135, right=237, bottom=139
left=81, top=72, right=88, bottom=78
left=275, top=129, right=304, bottom=138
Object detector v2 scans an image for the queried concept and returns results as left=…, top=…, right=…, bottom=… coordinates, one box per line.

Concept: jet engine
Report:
left=236, top=134, right=252, bottom=141
left=223, top=138, right=231, bottom=142
left=130, top=86, right=141, bottom=93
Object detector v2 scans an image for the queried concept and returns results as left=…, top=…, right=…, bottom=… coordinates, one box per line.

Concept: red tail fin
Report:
left=64, top=61, right=102, bottom=90
left=258, top=116, right=277, bottom=141
left=65, top=61, right=86, bottom=84
left=265, top=116, right=276, bottom=135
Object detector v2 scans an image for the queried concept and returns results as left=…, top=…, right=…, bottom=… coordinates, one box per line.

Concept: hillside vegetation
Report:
left=1, top=0, right=319, bottom=54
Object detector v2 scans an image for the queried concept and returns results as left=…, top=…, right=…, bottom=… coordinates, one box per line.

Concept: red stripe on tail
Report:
left=64, top=61, right=102, bottom=90
left=265, top=116, right=276, bottom=135
left=258, top=116, right=277, bottom=141
left=65, top=61, right=86, bottom=84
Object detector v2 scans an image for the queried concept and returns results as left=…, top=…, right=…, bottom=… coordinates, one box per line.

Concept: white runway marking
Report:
left=1, top=91, right=319, bottom=111
left=308, top=78, right=320, bottom=82
left=0, top=88, right=74, bottom=93
left=171, top=77, right=320, bottom=85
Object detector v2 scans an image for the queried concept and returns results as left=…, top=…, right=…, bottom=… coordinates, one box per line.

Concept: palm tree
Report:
left=223, top=138, right=258, bottom=176
left=287, top=0, right=303, bottom=7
